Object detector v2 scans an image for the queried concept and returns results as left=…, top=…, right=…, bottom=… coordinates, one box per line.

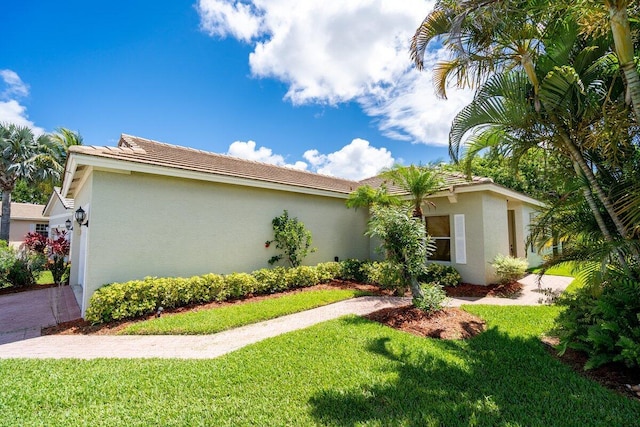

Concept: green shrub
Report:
left=418, top=263, right=462, bottom=287
left=252, top=267, right=288, bottom=294
left=315, top=262, right=342, bottom=283
left=555, top=274, right=640, bottom=369
left=361, top=261, right=403, bottom=289
left=491, top=254, right=528, bottom=284
left=201, top=273, right=228, bottom=301
left=339, top=259, right=370, bottom=282
left=224, top=272, right=258, bottom=298
left=413, top=283, right=448, bottom=313
left=285, top=266, right=319, bottom=288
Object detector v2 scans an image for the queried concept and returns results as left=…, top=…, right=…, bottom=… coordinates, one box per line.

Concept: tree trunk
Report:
left=608, top=2, right=640, bottom=124
left=409, top=274, right=424, bottom=299
left=1, top=190, right=11, bottom=242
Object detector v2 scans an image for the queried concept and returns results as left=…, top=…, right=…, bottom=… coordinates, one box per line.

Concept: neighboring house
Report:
left=1, top=202, right=49, bottom=247
left=43, top=187, right=75, bottom=240
left=60, top=135, right=543, bottom=316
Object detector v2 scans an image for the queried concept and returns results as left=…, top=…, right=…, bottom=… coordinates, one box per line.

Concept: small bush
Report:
left=224, top=272, right=258, bottom=298
left=315, top=262, right=342, bottom=283
left=361, top=261, right=403, bottom=289
left=418, top=263, right=462, bottom=288
left=491, top=254, right=528, bottom=284
left=413, top=283, right=448, bottom=313
left=339, top=259, right=370, bottom=282
left=252, top=267, right=288, bottom=294
left=285, top=266, right=319, bottom=288
left=7, top=250, right=46, bottom=288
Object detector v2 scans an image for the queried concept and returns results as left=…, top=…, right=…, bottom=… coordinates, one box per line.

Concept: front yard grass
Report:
left=1, top=305, right=638, bottom=426
left=120, top=288, right=369, bottom=335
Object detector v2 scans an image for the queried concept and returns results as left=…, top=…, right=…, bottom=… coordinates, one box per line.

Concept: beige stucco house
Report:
left=60, top=135, right=543, bottom=316
left=1, top=202, right=49, bottom=247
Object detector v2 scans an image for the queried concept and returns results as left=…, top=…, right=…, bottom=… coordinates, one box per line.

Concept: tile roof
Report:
left=69, top=135, right=361, bottom=194
left=53, top=187, right=74, bottom=210
left=358, top=170, right=493, bottom=195
left=67, top=134, right=490, bottom=196
left=3, top=203, right=48, bottom=220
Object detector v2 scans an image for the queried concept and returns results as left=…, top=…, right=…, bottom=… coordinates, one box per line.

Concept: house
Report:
left=60, top=135, right=543, bottom=316
left=1, top=202, right=49, bottom=247
left=42, top=187, right=75, bottom=240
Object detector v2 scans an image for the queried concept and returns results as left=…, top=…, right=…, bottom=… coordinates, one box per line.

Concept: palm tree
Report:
left=447, top=31, right=639, bottom=266
left=380, top=165, right=443, bottom=219
left=568, top=1, right=640, bottom=123
left=345, top=184, right=401, bottom=210
left=0, top=124, right=62, bottom=241
left=13, top=127, right=83, bottom=204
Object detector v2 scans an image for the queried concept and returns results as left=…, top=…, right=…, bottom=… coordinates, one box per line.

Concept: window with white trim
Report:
left=425, top=215, right=450, bottom=261
left=35, top=223, right=48, bottom=238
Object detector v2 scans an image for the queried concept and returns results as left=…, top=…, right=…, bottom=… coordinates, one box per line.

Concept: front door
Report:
left=507, top=210, right=517, bottom=257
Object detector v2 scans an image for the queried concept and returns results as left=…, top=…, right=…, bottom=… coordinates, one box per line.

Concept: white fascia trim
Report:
left=431, top=183, right=545, bottom=207
left=61, top=156, right=78, bottom=197
left=68, top=154, right=351, bottom=200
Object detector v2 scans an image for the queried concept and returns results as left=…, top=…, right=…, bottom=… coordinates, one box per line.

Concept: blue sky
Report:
left=1, top=1, right=472, bottom=180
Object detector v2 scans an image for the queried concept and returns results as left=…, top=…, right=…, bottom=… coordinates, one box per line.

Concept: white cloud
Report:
left=303, top=138, right=394, bottom=180
left=227, top=140, right=308, bottom=169
left=197, top=0, right=263, bottom=42
left=226, top=138, right=394, bottom=180
left=197, top=0, right=473, bottom=146
left=0, top=70, right=45, bottom=135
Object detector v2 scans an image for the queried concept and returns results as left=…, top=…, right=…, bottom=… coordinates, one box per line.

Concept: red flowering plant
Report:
left=24, top=231, right=71, bottom=286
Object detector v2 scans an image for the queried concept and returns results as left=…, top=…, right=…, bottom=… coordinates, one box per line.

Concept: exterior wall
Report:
left=47, top=198, right=73, bottom=237
left=368, top=191, right=541, bottom=286
left=8, top=219, right=48, bottom=247
left=68, top=173, right=93, bottom=312
left=425, top=192, right=489, bottom=285
left=481, top=193, right=510, bottom=284
left=74, top=170, right=369, bottom=316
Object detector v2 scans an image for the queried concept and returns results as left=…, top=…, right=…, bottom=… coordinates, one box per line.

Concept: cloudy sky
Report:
left=1, top=0, right=472, bottom=180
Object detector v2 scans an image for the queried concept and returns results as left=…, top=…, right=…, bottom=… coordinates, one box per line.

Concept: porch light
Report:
left=65, top=219, right=73, bottom=231
left=75, top=207, right=89, bottom=227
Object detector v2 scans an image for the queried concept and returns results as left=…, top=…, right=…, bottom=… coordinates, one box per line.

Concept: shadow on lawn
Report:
left=309, top=317, right=640, bottom=427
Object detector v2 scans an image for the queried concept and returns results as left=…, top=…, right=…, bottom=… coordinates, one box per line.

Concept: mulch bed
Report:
left=541, top=337, right=640, bottom=402
left=365, top=305, right=485, bottom=339
left=444, top=281, right=523, bottom=298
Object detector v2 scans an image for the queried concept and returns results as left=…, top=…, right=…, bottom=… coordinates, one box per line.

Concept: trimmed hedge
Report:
left=86, top=261, right=346, bottom=324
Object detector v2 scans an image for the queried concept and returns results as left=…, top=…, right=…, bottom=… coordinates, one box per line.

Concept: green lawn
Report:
left=120, top=289, right=369, bottom=335
left=1, top=305, right=638, bottom=426
left=36, top=270, right=53, bottom=285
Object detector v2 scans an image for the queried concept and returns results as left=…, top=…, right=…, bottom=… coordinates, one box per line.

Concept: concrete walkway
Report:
left=0, top=274, right=572, bottom=359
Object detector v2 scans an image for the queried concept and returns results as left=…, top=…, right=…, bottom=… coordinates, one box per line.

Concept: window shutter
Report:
left=454, top=214, right=466, bottom=264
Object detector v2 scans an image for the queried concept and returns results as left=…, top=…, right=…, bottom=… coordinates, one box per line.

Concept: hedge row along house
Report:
left=60, top=135, right=543, bottom=316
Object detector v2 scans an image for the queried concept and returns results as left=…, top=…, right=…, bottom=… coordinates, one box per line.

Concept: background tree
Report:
left=12, top=127, right=83, bottom=204
left=0, top=124, right=63, bottom=242
left=345, top=184, right=401, bottom=210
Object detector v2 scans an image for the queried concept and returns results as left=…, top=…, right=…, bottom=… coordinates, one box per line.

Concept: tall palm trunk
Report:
left=607, top=1, right=640, bottom=124
left=1, top=190, right=11, bottom=242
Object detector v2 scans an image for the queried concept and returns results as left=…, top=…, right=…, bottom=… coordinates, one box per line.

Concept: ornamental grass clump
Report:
left=491, top=254, right=528, bottom=284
